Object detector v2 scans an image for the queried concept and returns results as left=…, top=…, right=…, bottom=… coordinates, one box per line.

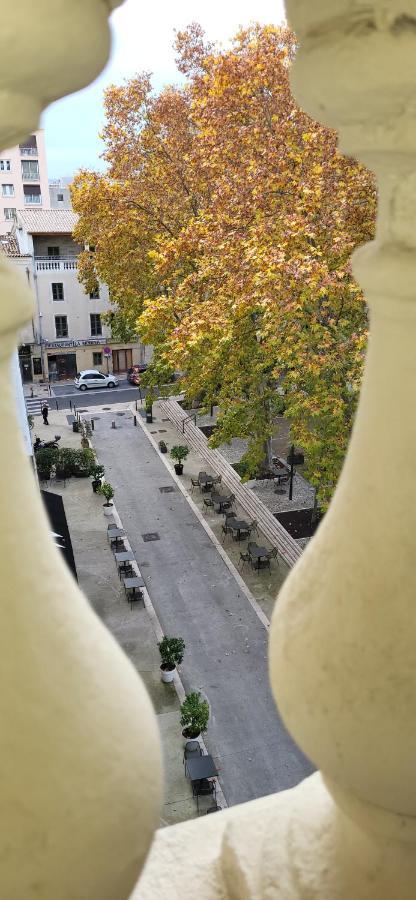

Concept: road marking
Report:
left=51, top=386, right=140, bottom=400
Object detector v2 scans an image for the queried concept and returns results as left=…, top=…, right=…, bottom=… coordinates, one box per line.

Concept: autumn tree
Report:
left=72, top=24, right=376, bottom=507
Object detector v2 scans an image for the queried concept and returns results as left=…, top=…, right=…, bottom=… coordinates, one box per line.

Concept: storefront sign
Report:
left=44, top=339, right=105, bottom=349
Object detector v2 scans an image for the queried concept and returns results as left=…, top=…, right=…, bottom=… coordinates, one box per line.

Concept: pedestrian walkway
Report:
left=92, top=412, right=313, bottom=806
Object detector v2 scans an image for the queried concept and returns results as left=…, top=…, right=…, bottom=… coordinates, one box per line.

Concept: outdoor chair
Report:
left=224, top=511, right=236, bottom=520
left=129, top=590, right=144, bottom=609
left=249, top=519, right=259, bottom=535
left=119, top=564, right=134, bottom=580
left=192, top=778, right=216, bottom=812
left=239, top=551, right=250, bottom=570
left=221, top=493, right=235, bottom=512
left=266, top=547, right=279, bottom=570
left=183, top=740, right=202, bottom=771
left=221, top=521, right=233, bottom=543
left=54, top=468, right=68, bottom=487
left=191, top=478, right=200, bottom=492
left=203, top=497, right=214, bottom=511
left=107, top=523, right=117, bottom=533
left=212, top=475, right=222, bottom=485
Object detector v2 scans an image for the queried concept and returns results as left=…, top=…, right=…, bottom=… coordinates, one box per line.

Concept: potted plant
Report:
left=100, top=481, right=115, bottom=516
left=145, top=395, right=154, bottom=424
left=35, top=447, right=59, bottom=481
left=90, top=463, right=105, bottom=493
left=180, top=692, right=209, bottom=743
left=158, top=440, right=168, bottom=454
left=158, top=636, right=185, bottom=684
left=71, top=448, right=95, bottom=477
left=170, top=445, right=189, bottom=475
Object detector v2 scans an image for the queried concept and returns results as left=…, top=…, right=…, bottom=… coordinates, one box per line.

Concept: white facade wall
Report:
left=0, top=130, right=50, bottom=235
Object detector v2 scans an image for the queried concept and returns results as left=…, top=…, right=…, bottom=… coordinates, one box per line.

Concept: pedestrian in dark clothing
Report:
left=42, top=403, right=49, bottom=425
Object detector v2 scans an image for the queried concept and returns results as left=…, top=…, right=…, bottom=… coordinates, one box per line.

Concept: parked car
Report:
left=74, top=370, right=119, bottom=391
left=127, top=364, right=147, bottom=385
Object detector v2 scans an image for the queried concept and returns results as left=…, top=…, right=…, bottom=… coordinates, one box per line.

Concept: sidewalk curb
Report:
left=89, top=417, right=227, bottom=811
left=132, top=404, right=270, bottom=632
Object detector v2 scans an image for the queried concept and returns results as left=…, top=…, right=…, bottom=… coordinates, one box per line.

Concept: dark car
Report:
left=127, top=364, right=147, bottom=385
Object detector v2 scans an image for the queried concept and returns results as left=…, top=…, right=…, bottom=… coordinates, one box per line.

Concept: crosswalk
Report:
left=25, top=397, right=43, bottom=416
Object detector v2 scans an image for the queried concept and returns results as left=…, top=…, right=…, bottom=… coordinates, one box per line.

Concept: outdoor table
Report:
left=109, top=528, right=125, bottom=550
left=123, top=576, right=145, bottom=607
left=248, top=543, right=270, bottom=571
left=198, top=473, right=214, bottom=491
left=185, top=754, right=218, bottom=782
left=115, top=551, right=135, bottom=578
left=228, top=518, right=250, bottom=541
left=211, top=492, right=231, bottom=512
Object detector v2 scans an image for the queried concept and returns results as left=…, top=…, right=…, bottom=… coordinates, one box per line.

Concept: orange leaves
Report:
left=72, top=22, right=376, bottom=500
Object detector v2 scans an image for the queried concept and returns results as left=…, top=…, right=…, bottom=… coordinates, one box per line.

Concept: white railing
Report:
left=24, top=195, right=41, bottom=205
left=21, top=171, right=40, bottom=181
left=19, top=147, right=38, bottom=156
left=35, top=257, right=78, bottom=271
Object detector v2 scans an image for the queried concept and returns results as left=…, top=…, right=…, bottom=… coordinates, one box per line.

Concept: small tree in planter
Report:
left=158, top=636, right=185, bottom=683
left=99, top=481, right=114, bottom=516
left=90, top=464, right=105, bottom=493
left=170, top=445, right=190, bottom=475
left=180, top=692, right=209, bottom=742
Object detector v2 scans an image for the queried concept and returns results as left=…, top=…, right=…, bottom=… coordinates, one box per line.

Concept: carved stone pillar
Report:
left=136, top=2, right=416, bottom=898
left=0, top=3, right=162, bottom=898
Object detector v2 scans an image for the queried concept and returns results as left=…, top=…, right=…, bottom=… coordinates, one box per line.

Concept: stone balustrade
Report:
left=2, top=0, right=416, bottom=898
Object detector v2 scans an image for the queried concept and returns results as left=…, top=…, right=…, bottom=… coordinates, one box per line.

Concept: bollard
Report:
left=135, top=399, right=138, bottom=411
left=134, top=415, right=137, bottom=427
left=70, top=400, right=72, bottom=411
left=91, top=419, right=95, bottom=431
left=112, top=420, right=116, bottom=429
left=56, top=400, right=58, bottom=411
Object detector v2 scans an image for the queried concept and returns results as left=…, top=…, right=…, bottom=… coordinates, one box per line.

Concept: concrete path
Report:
left=92, top=412, right=313, bottom=806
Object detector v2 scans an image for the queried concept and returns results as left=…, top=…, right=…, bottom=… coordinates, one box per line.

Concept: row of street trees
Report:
left=72, top=24, right=376, bottom=506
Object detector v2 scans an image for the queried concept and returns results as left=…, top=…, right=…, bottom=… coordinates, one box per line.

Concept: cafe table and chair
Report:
left=115, top=550, right=135, bottom=579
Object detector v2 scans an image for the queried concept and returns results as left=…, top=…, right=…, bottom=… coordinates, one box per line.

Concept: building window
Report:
left=0, top=160, right=11, bottom=171
left=90, top=313, right=102, bottom=336
left=48, top=246, right=60, bottom=258
left=21, top=160, right=40, bottom=180
left=52, top=283, right=64, bottom=301
left=55, top=316, right=68, bottom=338
left=4, top=208, right=16, bottom=221
left=33, top=357, right=42, bottom=375
left=23, top=184, right=41, bottom=204
left=93, top=351, right=103, bottom=366
left=89, top=285, right=99, bottom=299
left=2, top=184, right=14, bottom=197
left=57, top=193, right=64, bottom=202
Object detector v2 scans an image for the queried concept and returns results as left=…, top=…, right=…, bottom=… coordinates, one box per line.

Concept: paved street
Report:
left=92, top=411, right=313, bottom=807
left=43, top=381, right=145, bottom=410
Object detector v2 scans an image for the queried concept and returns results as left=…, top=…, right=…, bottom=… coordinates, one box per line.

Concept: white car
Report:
left=74, top=370, right=119, bottom=391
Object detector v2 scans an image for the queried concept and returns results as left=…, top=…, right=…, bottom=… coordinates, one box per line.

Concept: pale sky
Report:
left=42, top=0, right=286, bottom=179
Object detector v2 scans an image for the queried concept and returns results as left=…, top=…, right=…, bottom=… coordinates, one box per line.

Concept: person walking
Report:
left=41, top=402, right=49, bottom=425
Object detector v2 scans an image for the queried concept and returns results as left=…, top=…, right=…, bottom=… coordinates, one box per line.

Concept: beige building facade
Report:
left=5, top=208, right=147, bottom=382
left=0, top=129, right=50, bottom=235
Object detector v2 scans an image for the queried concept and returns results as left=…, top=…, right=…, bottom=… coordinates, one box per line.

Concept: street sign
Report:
left=103, top=346, right=112, bottom=357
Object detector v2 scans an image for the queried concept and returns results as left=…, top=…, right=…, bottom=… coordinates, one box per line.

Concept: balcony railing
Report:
left=21, top=171, right=40, bottom=181
left=35, top=256, right=77, bottom=271
left=19, top=146, right=38, bottom=156
left=24, top=195, right=42, bottom=205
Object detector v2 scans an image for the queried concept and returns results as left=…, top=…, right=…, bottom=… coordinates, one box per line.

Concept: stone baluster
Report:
left=0, top=3, right=162, bottom=898
left=136, top=3, right=416, bottom=899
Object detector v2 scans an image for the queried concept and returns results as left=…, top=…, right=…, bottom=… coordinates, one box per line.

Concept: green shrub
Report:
left=170, top=445, right=190, bottom=463
left=99, top=482, right=114, bottom=503
left=35, top=447, right=59, bottom=475
left=158, top=636, right=185, bottom=670
left=180, top=692, right=209, bottom=738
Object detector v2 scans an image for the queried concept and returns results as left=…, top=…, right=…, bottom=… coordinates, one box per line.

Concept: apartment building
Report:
left=1, top=208, right=147, bottom=382
left=0, top=130, right=50, bottom=235
left=49, top=177, right=72, bottom=209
